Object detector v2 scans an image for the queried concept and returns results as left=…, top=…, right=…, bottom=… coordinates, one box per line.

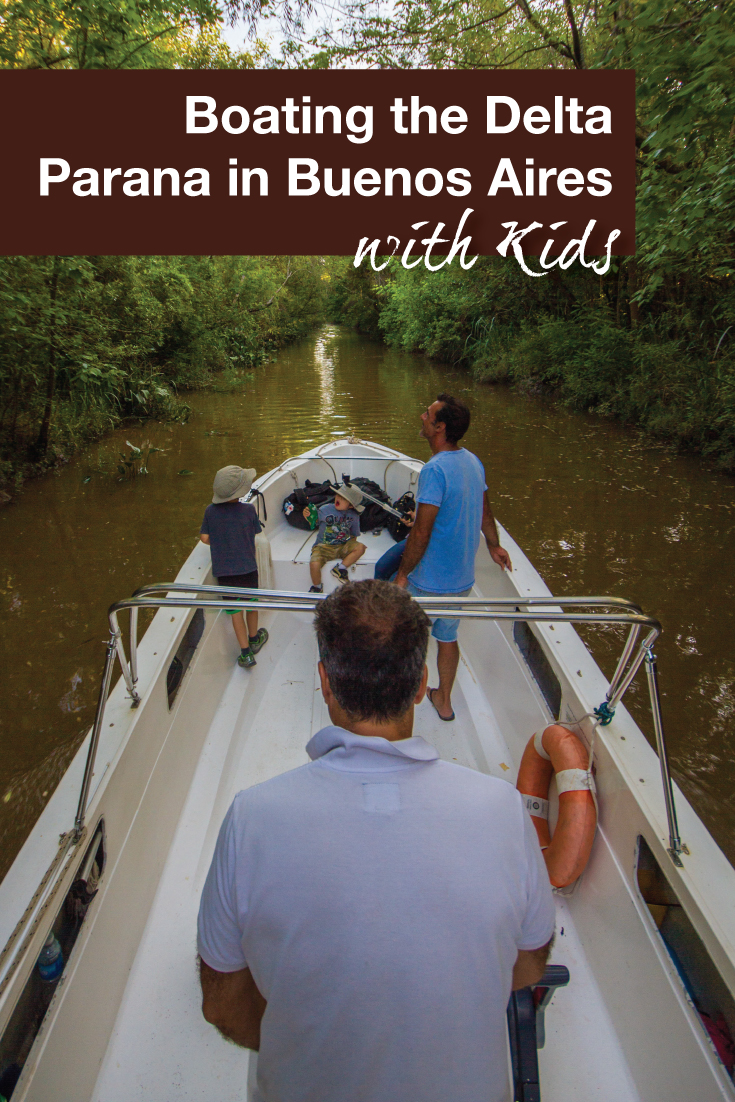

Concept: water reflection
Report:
left=314, top=325, right=338, bottom=420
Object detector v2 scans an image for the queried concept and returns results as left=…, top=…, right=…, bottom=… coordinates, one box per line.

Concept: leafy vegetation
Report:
left=2, top=0, right=734, bottom=472
left=0, top=0, right=327, bottom=490
left=0, top=255, right=328, bottom=487
left=321, top=0, right=735, bottom=467
left=0, top=0, right=287, bottom=69
left=116, top=439, right=167, bottom=478
left=0, top=0, right=220, bottom=69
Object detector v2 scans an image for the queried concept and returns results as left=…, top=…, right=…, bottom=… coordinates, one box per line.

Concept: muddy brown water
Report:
left=2, top=324, right=735, bottom=882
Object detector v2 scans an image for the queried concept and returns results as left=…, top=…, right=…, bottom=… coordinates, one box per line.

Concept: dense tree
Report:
left=0, top=0, right=220, bottom=69
left=0, top=1, right=329, bottom=485
left=325, top=258, right=386, bottom=338
left=0, top=255, right=328, bottom=481
left=2, top=0, right=733, bottom=471
left=0, top=0, right=307, bottom=68
left=316, top=0, right=735, bottom=466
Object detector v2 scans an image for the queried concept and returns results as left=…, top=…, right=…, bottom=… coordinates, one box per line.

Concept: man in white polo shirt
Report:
left=198, top=580, right=554, bottom=1102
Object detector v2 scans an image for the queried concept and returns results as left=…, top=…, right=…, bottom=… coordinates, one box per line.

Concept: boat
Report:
left=1, top=436, right=735, bottom=1102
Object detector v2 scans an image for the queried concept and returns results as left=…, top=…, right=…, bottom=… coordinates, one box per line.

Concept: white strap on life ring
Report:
left=520, top=793, right=550, bottom=819
left=556, top=768, right=597, bottom=795
left=533, top=730, right=551, bottom=761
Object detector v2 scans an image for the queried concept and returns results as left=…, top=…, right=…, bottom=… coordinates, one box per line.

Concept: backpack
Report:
left=349, top=477, right=394, bottom=533
left=282, top=479, right=336, bottom=530
left=386, top=491, right=416, bottom=542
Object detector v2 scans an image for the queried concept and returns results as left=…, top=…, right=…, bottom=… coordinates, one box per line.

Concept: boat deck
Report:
left=6, top=442, right=734, bottom=1102
left=91, top=605, right=640, bottom=1102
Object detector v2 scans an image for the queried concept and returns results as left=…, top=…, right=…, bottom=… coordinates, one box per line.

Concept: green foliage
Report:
left=316, top=0, right=735, bottom=467
left=116, top=439, right=166, bottom=478
left=0, top=0, right=313, bottom=69
left=508, top=309, right=635, bottom=408
left=330, top=251, right=735, bottom=465
left=498, top=311, right=735, bottom=466
left=162, top=22, right=266, bottom=67
left=0, top=255, right=328, bottom=483
left=325, top=258, right=386, bottom=338
left=287, top=0, right=592, bottom=69
left=601, top=0, right=735, bottom=297
left=0, top=0, right=222, bottom=69
left=0, top=0, right=327, bottom=488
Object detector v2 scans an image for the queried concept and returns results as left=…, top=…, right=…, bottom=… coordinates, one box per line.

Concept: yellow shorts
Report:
left=310, top=537, right=361, bottom=567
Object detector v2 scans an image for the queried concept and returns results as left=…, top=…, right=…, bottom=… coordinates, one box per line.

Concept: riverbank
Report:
left=0, top=255, right=328, bottom=494
left=469, top=314, right=735, bottom=472
left=328, top=258, right=735, bottom=471
left=2, top=325, right=735, bottom=884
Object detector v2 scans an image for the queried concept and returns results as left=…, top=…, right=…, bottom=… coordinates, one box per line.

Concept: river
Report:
left=2, top=324, right=735, bottom=880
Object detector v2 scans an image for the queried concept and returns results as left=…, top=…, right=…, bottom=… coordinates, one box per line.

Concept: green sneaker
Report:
left=248, top=628, right=269, bottom=654
left=238, top=648, right=256, bottom=669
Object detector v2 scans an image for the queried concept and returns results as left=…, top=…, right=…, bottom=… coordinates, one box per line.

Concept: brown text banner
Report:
left=0, top=69, right=635, bottom=257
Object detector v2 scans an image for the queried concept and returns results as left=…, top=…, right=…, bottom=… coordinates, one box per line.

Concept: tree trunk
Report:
left=30, top=255, right=61, bottom=461
left=616, top=261, right=625, bottom=327
left=627, top=257, right=640, bottom=329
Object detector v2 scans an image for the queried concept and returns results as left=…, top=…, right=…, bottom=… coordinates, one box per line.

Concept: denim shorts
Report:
left=406, top=581, right=472, bottom=643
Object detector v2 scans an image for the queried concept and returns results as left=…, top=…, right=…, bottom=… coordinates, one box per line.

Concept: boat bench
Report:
left=270, top=524, right=399, bottom=566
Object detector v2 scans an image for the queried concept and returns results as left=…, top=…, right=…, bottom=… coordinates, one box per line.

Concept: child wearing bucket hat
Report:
left=305, top=484, right=366, bottom=592
left=200, top=465, right=269, bottom=669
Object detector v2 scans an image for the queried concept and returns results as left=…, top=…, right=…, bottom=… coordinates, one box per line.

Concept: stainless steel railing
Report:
left=0, top=586, right=677, bottom=1005
left=74, top=585, right=679, bottom=863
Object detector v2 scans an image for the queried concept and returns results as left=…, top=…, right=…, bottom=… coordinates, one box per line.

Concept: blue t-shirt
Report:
left=200, top=501, right=262, bottom=578
left=409, top=448, right=487, bottom=593
left=314, top=504, right=361, bottom=546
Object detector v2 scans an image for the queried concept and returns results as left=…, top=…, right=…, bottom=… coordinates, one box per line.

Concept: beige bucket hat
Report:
left=212, top=465, right=256, bottom=504
left=336, top=483, right=365, bottom=513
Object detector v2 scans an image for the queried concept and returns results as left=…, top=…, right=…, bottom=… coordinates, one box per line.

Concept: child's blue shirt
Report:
left=314, top=504, right=361, bottom=546
left=201, top=501, right=262, bottom=577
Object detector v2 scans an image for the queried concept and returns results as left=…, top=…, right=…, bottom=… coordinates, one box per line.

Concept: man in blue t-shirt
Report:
left=395, top=394, right=511, bottom=721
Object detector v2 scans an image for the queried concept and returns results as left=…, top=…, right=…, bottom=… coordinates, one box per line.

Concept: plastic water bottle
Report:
left=37, top=931, right=63, bottom=983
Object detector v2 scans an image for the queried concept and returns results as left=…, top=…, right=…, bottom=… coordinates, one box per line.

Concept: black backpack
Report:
left=282, top=478, right=414, bottom=538
left=282, top=479, right=336, bottom=530
left=349, top=477, right=394, bottom=532
left=386, top=491, right=416, bottom=542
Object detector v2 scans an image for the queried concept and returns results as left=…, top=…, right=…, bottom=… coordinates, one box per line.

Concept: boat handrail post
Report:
left=644, top=644, right=683, bottom=865
left=605, top=641, right=649, bottom=713
left=110, top=610, right=140, bottom=708
left=606, top=624, right=642, bottom=704
left=74, top=634, right=118, bottom=839
left=129, top=606, right=139, bottom=691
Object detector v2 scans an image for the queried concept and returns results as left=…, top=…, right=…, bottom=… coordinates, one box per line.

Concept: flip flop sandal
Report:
left=428, top=687, right=455, bottom=722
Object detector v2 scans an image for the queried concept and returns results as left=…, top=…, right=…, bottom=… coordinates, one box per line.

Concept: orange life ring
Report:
left=516, top=724, right=597, bottom=888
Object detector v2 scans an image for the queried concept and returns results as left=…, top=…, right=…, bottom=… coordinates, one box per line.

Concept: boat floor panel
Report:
left=92, top=612, right=639, bottom=1102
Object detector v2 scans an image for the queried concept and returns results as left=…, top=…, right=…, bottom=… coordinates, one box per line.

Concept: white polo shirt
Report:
left=198, top=726, right=555, bottom=1102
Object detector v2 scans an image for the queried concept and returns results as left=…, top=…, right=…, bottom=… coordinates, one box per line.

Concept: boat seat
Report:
left=290, top=527, right=398, bottom=565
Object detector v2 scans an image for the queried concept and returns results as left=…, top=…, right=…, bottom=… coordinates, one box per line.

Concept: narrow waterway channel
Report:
left=2, top=324, right=735, bottom=879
